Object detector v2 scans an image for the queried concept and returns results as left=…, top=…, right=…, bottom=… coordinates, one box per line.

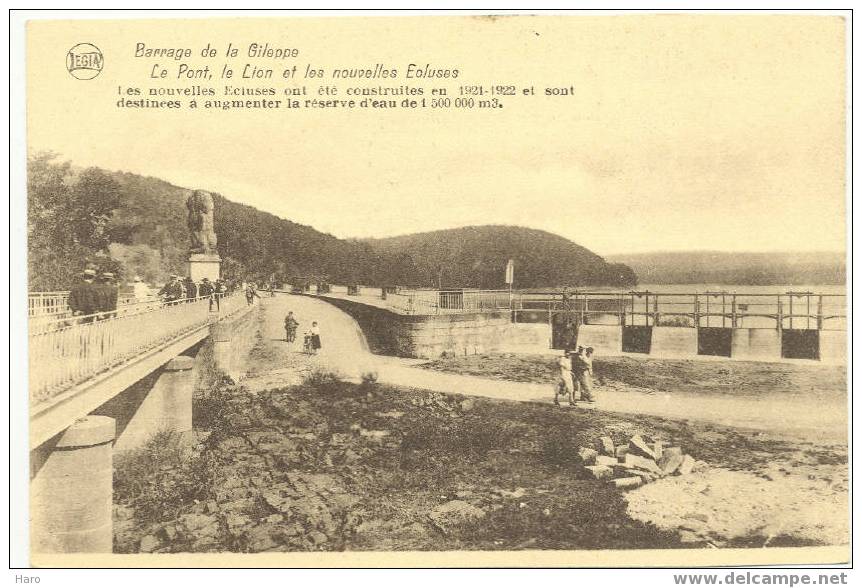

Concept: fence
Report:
left=28, top=292, right=70, bottom=318
left=29, top=293, right=243, bottom=405
left=524, top=291, right=846, bottom=331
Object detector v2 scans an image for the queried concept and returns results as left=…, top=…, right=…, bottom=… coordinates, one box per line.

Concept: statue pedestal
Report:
left=187, top=253, right=221, bottom=282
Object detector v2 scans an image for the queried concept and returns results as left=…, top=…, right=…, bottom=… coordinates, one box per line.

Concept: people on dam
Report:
left=573, top=346, right=595, bottom=403
left=310, top=321, right=321, bottom=354
left=554, top=349, right=576, bottom=407
left=284, top=311, right=299, bottom=343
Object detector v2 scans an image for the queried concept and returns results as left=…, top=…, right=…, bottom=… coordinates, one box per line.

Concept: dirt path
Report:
left=246, top=295, right=846, bottom=444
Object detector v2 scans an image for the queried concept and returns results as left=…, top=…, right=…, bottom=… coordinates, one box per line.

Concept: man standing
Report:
left=284, top=311, right=299, bottom=343
left=158, top=275, right=183, bottom=303
left=97, top=272, right=118, bottom=318
left=199, top=277, right=215, bottom=310
left=245, top=282, right=261, bottom=306
left=554, top=349, right=576, bottom=406
left=183, top=276, right=198, bottom=302
left=68, top=268, right=98, bottom=323
left=572, top=346, right=596, bottom=403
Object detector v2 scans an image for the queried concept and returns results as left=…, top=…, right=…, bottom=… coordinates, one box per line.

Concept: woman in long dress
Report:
left=310, top=321, right=322, bottom=354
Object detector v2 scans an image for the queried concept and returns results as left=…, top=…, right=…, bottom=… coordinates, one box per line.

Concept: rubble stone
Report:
left=429, top=500, right=486, bottom=532
left=585, top=465, right=614, bottom=480
left=599, top=436, right=615, bottom=456
left=139, top=534, right=161, bottom=553
left=677, top=455, right=696, bottom=476
left=577, top=446, right=598, bottom=465
left=595, top=455, right=618, bottom=467
left=613, top=477, right=642, bottom=489
left=624, top=453, right=662, bottom=475
left=628, top=435, right=656, bottom=460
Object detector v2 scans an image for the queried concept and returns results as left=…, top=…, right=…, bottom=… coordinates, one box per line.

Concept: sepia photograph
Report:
left=11, top=8, right=851, bottom=571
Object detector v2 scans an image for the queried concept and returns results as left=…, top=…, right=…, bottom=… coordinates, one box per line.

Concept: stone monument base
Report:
left=187, top=253, right=221, bottom=282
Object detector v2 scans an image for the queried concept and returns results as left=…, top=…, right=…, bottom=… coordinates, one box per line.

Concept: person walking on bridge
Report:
left=95, top=272, right=118, bottom=319
left=68, top=268, right=99, bottom=323
left=245, top=282, right=262, bottom=306
left=183, top=276, right=198, bottom=302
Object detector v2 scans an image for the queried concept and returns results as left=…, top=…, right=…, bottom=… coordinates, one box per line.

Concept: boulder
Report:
left=615, top=445, right=629, bottom=459
left=139, top=534, right=161, bottom=553
left=613, top=477, right=642, bottom=489
left=677, top=455, right=696, bottom=475
left=624, top=453, right=662, bottom=475
left=599, top=436, right=615, bottom=456
left=577, top=446, right=598, bottom=465
left=595, top=455, right=618, bottom=467
left=657, top=447, right=683, bottom=470
left=429, top=500, right=486, bottom=532
left=628, top=435, right=656, bottom=460
left=584, top=465, right=614, bottom=480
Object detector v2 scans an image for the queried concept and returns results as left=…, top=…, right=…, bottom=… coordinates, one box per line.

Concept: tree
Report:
left=28, top=153, right=121, bottom=290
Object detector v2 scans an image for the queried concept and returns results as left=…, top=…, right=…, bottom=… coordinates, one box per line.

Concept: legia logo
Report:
left=66, top=43, right=103, bottom=80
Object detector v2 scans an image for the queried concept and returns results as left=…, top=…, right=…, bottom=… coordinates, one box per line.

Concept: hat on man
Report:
left=101, top=272, right=114, bottom=279
left=133, top=275, right=142, bottom=282
left=201, top=277, right=210, bottom=282
left=82, top=268, right=96, bottom=277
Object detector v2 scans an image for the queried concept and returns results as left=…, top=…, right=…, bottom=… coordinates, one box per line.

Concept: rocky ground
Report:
left=113, top=372, right=847, bottom=552
left=112, top=303, right=847, bottom=553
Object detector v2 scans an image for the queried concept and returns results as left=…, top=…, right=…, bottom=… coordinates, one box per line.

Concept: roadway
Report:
left=243, top=295, right=848, bottom=444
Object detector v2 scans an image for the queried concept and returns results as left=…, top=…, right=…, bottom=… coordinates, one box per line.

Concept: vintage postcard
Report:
left=15, top=10, right=850, bottom=569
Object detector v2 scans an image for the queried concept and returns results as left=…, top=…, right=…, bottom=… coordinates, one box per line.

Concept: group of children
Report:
left=555, top=345, right=595, bottom=406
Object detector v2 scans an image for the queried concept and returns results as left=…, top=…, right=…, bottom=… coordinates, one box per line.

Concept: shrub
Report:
left=114, top=429, right=219, bottom=523
left=303, top=367, right=343, bottom=388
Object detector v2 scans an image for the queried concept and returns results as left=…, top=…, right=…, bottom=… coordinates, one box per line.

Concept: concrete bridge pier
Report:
left=210, top=305, right=258, bottom=382
left=31, top=416, right=116, bottom=553
left=112, top=355, right=196, bottom=452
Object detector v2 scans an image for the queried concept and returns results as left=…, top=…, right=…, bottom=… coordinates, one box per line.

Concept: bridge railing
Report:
left=28, top=291, right=70, bottom=318
left=29, top=293, right=243, bottom=406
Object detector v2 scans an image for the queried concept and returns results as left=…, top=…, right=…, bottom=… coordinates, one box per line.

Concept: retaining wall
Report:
left=322, top=297, right=536, bottom=358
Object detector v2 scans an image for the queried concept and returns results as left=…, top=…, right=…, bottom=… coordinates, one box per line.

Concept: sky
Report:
left=26, top=14, right=847, bottom=256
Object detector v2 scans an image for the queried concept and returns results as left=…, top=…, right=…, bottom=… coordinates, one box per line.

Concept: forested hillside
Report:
left=27, top=154, right=636, bottom=290
left=366, top=226, right=637, bottom=289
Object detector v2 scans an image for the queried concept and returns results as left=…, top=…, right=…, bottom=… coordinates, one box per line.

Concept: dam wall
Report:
left=321, top=296, right=543, bottom=358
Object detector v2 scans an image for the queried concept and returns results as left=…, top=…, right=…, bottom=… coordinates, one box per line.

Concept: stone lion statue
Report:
left=187, top=189, right=218, bottom=254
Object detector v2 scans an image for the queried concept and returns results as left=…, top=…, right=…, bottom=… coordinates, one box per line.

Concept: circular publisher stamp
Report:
left=66, top=43, right=103, bottom=80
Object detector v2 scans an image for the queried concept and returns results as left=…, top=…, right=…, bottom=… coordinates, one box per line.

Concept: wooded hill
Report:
left=27, top=154, right=637, bottom=290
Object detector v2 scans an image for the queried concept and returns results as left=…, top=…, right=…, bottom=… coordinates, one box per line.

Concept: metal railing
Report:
left=530, top=291, right=846, bottom=331
left=29, top=293, right=244, bottom=405
left=28, top=291, right=70, bottom=318
left=320, top=285, right=846, bottom=328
